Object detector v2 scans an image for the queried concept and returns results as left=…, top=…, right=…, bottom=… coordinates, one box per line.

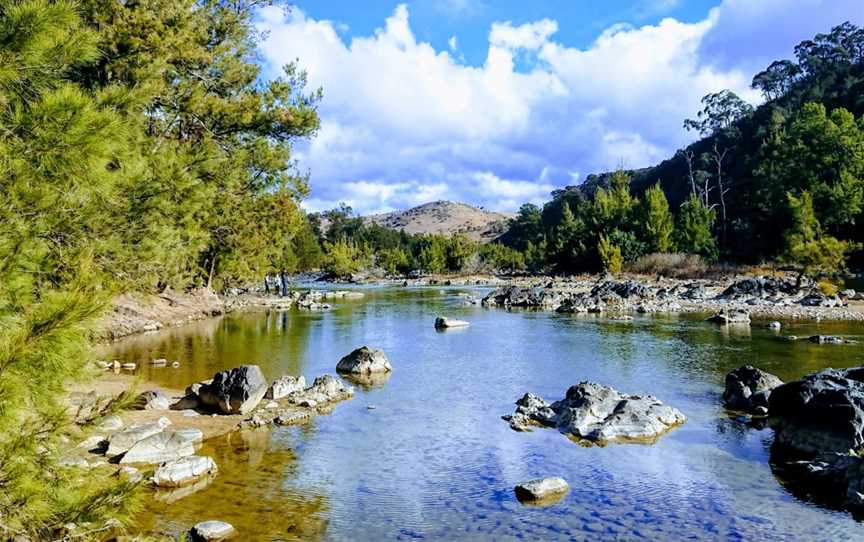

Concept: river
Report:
left=108, top=285, right=864, bottom=541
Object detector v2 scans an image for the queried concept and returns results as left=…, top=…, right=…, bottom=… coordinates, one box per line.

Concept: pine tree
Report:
left=597, top=235, right=624, bottom=274
left=785, top=191, right=855, bottom=280
left=641, top=183, right=675, bottom=253
left=676, top=194, right=718, bottom=259
left=0, top=1, right=140, bottom=536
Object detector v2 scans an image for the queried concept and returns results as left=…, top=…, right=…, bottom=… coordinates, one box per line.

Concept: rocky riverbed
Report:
left=62, top=353, right=365, bottom=540
left=479, top=275, right=864, bottom=321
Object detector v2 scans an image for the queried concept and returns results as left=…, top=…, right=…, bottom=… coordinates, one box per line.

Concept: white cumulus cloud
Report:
left=257, top=1, right=863, bottom=215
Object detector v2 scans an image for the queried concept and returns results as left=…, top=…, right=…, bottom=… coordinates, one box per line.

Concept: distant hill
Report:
left=365, top=201, right=513, bottom=242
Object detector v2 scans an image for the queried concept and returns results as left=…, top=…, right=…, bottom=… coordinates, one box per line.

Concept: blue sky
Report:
left=257, top=0, right=864, bottom=214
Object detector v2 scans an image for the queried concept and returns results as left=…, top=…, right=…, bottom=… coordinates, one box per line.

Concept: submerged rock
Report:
left=198, top=365, right=268, bottom=415
left=266, top=375, right=306, bottom=400
left=190, top=520, right=236, bottom=541
left=153, top=455, right=217, bottom=488
left=503, top=382, right=685, bottom=444
left=769, top=367, right=864, bottom=455
left=434, top=317, right=470, bottom=329
left=336, top=346, right=392, bottom=375
left=808, top=335, right=855, bottom=345
left=514, top=477, right=570, bottom=503
left=707, top=309, right=751, bottom=325
left=723, top=365, right=783, bottom=414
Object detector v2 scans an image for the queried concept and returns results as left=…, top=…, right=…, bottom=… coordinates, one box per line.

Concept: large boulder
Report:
left=153, top=455, right=217, bottom=488
left=265, top=375, right=306, bottom=400
left=336, top=347, right=392, bottom=375
left=723, top=366, right=783, bottom=414
left=769, top=367, right=864, bottom=455
left=503, top=382, right=685, bottom=444
left=119, top=428, right=201, bottom=464
left=198, top=365, right=268, bottom=415
left=106, top=417, right=171, bottom=458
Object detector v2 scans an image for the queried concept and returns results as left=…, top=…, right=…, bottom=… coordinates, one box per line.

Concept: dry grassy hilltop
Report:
left=365, top=201, right=513, bottom=242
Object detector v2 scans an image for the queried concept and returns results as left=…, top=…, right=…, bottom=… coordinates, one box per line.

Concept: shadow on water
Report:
left=108, top=286, right=864, bottom=540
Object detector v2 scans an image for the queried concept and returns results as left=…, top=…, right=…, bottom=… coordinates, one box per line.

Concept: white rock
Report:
left=153, top=455, right=217, bottom=488
left=265, top=375, right=306, bottom=400
left=434, top=317, right=470, bottom=329
left=336, top=346, right=392, bottom=375
left=514, top=477, right=570, bottom=501
left=121, top=363, right=137, bottom=370
left=150, top=358, right=169, bottom=366
left=190, top=520, right=236, bottom=541
left=96, top=415, right=124, bottom=432
left=119, top=429, right=199, bottom=464
left=106, top=417, right=171, bottom=457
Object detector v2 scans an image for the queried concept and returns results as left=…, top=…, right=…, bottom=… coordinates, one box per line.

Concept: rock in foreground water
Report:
left=514, top=477, right=570, bottom=503
left=190, top=520, right=235, bottom=541
left=723, top=365, right=783, bottom=414
left=769, top=367, right=864, bottom=455
left=336, top=346, right=392, bottom=374
left=198, top=365, right=268, bottom=415
left=153, top=455, right=217, bottom=488
left=504, top=382, right=685, bottom=444
left=434, top=317, right=470, bottom=328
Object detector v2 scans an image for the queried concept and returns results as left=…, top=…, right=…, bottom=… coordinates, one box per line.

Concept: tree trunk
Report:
left=206, top=254, right=216, bottom=290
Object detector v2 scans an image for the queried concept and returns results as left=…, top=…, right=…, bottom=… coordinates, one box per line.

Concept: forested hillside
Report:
left=501, top=22, right=864, bottom=274
left=0, top=0, right=318, bottom=536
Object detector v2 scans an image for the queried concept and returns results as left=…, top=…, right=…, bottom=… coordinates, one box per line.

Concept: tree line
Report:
left=498, top=22, right=864, bottom=278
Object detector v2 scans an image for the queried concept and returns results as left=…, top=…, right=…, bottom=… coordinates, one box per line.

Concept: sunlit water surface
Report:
left=108, top=286, right=864, bottom=541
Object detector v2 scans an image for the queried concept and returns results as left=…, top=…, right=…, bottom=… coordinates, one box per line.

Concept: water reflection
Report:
left=109, top=287, right=864, bottom=540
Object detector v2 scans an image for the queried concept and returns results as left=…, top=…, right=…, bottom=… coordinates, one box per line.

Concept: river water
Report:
left=108, top=286, right=864, bottom=541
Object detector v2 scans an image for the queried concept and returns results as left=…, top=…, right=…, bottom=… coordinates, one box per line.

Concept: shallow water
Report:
left=108, top=286, right=864, bottom=541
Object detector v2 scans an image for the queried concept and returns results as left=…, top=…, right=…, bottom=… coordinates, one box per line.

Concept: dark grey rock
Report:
left=769, top=367, right=864, bottom=455
left=723, top=365, right=783, bottom=414
left=198, top=365, right=268, bottom=415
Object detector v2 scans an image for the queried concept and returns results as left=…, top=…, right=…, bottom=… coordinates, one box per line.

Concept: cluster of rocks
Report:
left=61, top=354, right=371, bottom=521
left=503, top=382, right=686, bottom=444
left=480, top=277, right=864, bottom=320
left=225, top=289, right=365, bottom=312
left=723, top=364, right=864, bottom=515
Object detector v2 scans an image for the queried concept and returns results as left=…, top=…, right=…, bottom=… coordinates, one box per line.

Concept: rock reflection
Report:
left=138, top=428, right=330, bottom=541
left=341, top=371, right=392, bottom=390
